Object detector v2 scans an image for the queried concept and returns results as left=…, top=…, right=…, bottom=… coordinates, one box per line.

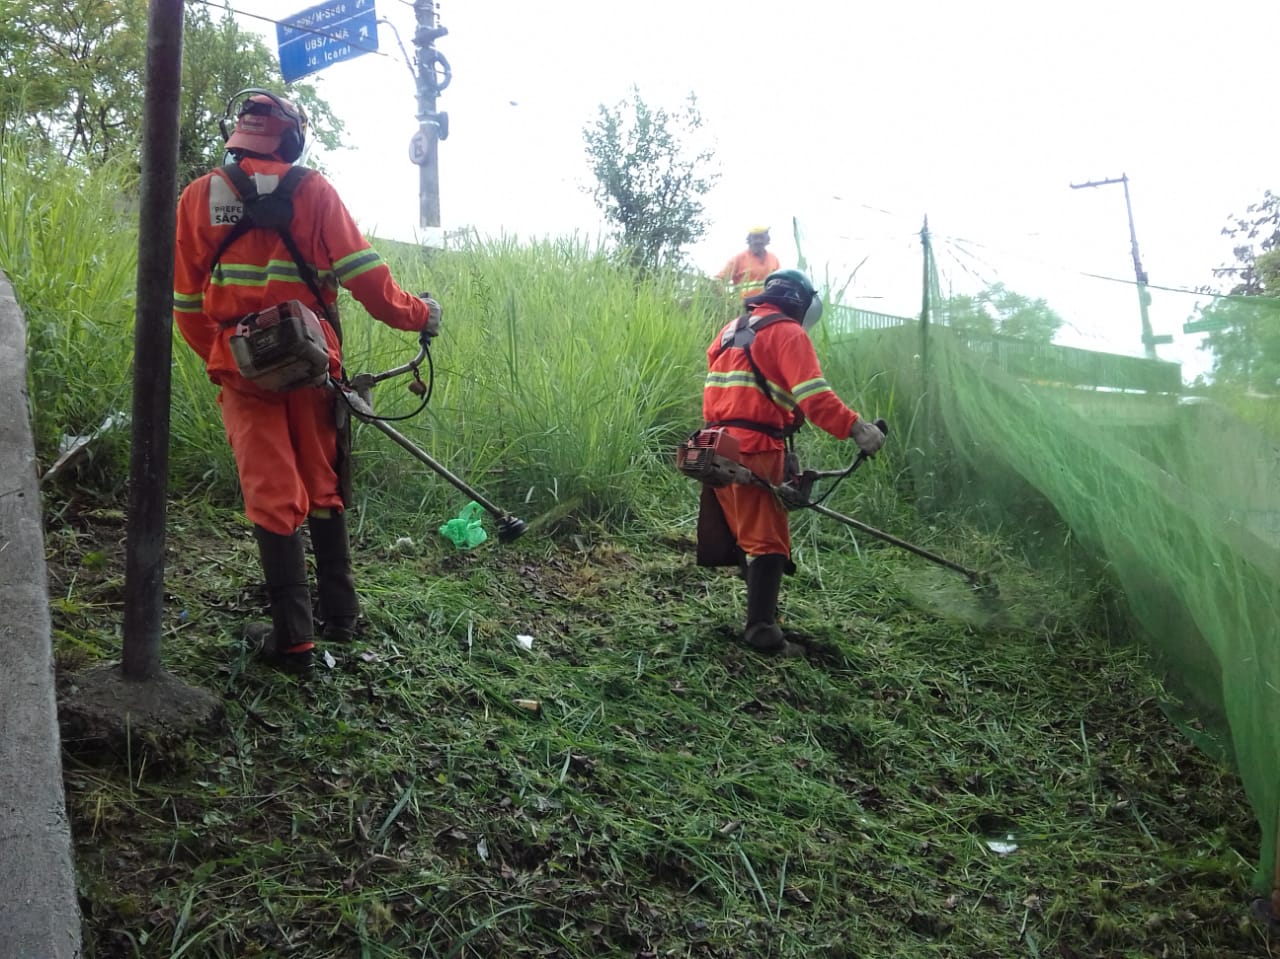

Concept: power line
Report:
left=936, top=230, right=1226, bottom=300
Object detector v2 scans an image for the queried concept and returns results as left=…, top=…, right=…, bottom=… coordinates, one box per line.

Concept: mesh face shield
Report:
left=801, top=293, right=823, bottom=332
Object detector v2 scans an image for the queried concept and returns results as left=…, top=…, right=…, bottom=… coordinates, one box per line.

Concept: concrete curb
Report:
left=0, top=270, right=83, bottom=959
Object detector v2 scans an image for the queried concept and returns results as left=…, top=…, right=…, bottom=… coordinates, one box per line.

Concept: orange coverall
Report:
left=173, top=157, right=432, bottom=535
left=702, top=305, right=861, bottom=558
left=716, top=248, right=781, bottom=298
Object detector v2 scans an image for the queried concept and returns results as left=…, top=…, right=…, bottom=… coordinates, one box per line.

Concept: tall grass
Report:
left=362, top=235, right=716, bottom=530
left=2, top=133, right=906, bottom=538
left=0, top=132, right=140, bottom=470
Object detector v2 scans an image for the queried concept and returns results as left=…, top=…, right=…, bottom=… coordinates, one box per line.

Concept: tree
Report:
left=0, top=0, right=340, bottom=184
left=0, top=0, right=145, bottom=160
left=1193, top=191, right=1280, bottom=388
left=583, top=87, right=718, bottom=273
left=1197, top=206, right=1280, bottom=389
left=942, top=282, right=1063, bottom=344
left=1213, top=190, right=1280, bottom=296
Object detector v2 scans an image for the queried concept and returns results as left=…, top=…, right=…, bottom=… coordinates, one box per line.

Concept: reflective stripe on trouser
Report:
left=712, top=447, right=790, bottom=559
left=220, top=381, right=342, bottom=536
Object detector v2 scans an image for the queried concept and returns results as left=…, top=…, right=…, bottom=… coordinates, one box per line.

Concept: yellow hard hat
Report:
left=747, top=225, right=770, bottom=236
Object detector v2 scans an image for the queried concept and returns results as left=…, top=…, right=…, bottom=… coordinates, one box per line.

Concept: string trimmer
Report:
left=677, top=419, right=995, bottom=593
left=336, top=335, right=528, bottom=543
left=222, top=295, right=526, bottom=541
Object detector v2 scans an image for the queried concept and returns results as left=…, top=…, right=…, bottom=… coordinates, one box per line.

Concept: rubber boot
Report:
left=307, top=509, right=360, bottom=643
left=248, top=525, right=316, bottom=676
left=742, top=553, right=804, bottom=657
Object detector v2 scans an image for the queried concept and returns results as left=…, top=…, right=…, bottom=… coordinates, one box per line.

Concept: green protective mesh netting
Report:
left=811, top=219, right=1280, bottom=891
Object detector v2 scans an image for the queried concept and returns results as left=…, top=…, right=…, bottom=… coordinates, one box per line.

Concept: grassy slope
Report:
left=6, top=137, right=1265, bottom=957
left=47, top=490, right=1265, bottom=959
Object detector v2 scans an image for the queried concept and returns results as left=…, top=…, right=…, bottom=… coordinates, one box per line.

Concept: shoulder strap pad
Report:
left=207, top=164, right=258, bottom=278
left=215, top=162, right=312, bottom=197
left=216, top=162, right=257, bottom=201
left=711, top=310, right=798, bottom=414
left=213, top=163, right=312, bottom=229
left=717, top=311, right=793, bottom=353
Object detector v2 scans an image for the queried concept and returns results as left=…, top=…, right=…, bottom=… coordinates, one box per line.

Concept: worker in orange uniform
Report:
left=698, top=269, right=885, bottom=656
left=716, top=226, right=781, bottom=300
left=173, top=88, right=440, bottom=677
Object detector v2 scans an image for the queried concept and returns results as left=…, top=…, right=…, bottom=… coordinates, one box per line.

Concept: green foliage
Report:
left=1215, top=189, right=1280, bottom=296
left=1196, top=189, right=1280, bottom=387
left=583, top=87, right=719, bottom=274
left=940, top=281, right=1063, bottom=343
left=0, top=0, right=341, bottom=184
left=1190, top=294, right=1280, bottom=390
left=343, top=235, right=711, bottom=531
left=0, top=134, right=138, bottom=460
left=0, top=0, right=145, bottom=161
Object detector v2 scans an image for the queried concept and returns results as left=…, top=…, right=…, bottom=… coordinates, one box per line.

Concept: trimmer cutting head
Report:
left=969, top=571, right=1000, bottom=597
left=497, top=515, right=528, bottom=543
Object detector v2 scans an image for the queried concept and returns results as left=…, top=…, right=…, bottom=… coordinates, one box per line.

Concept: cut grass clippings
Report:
left=46, top=492, right=1269, bottom=959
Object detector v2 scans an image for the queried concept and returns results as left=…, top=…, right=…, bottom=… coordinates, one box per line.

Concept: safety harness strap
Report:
left=710, top=311, right=805, bottom=439
left=209, top=163, right=342, bottom=344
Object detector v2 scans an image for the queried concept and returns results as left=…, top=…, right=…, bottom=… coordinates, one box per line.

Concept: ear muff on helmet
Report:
left=221, top=88, right=308, bottom=163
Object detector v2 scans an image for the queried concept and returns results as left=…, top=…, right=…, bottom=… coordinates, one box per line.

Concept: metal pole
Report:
left=1118, top=174, right=1156, bottom=360
left=122, top=0, right=184, bottom=680
left=1069, top=173, right=1157, bottom=359
left=919, top=215, right=932, bottom=389
left=412, top=0, right=445, bottom=228
left=805, top=501, right=992, bottom=589
left=918, top=215, right=936, bottom=498
left=338, top=387, right=528, bottom=541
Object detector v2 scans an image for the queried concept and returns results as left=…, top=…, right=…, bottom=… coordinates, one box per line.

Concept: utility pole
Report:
left=1069, top=173, right=1168, bottom=360
left=410, top=0, right=450, bottom=229
left=124, top=0, right=185, bottom=679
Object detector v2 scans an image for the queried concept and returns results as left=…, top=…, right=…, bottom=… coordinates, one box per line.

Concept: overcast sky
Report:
left=239, top=0, right=1279, bottom=372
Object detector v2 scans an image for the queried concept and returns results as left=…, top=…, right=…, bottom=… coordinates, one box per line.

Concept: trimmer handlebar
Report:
left=791, top=418, right=890, bottom=484
left=363, top=341, right=431, bottom=387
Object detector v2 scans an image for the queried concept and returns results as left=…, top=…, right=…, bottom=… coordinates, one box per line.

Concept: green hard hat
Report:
left=760, top=269, right=823, bottom=330
left=763, top=269, right=816, bottom=296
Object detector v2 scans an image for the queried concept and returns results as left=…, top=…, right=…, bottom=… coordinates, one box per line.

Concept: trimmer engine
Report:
left=229, top=299, right=330, bottom=392
left=675, top=429, right=759, bottom=487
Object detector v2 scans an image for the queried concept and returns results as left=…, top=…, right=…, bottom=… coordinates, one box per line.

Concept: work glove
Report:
left=850, top=417, right=886, bottom=455
left=417, top=292, right=442, bottom=346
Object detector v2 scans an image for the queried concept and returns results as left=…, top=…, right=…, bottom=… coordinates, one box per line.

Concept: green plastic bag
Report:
left=439, top=501, right=488, bottom=549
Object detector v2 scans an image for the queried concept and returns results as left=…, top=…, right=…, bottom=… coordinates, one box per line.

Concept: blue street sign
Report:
left=277, top=0, right=379, bottom=83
